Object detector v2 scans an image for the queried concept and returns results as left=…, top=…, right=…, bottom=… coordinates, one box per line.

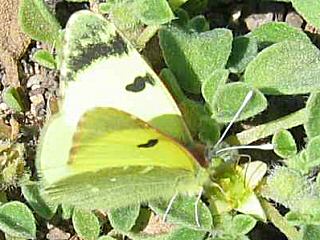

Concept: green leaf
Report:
left=134, top=0, right=175, bottom=25
left=0, top=201, right=36, bottom=239
left=305, top=135, right=320, bottom=171
left=150, top=195, right=212, bottom=230
left=262, top=166, right=311, bottom=208
left=159, top=26, right=232, bottom=93
left=227, top=36, right=258, bottom=74
left=210, top=82, right=267, bottom=123
left=187, top=15, right=209, bottom=32
left=98, top=236, right=116, bottom=240
left=130, top=226, right=206, bottom=240
left=160, top=68, right=220, bottom=143
left=168, top=0, right=190, bottom=10
left=286, top=211, right=320, bottom=225
left=302, top=225, right=320, bottom=240
left=232, top=214, right=257, bottom=235
left=251, top=22, right=310, bottom=49
left=72, top=208, right=100, bottom=240
left=108, top=204, right=140, bottom=233
left=305, top=92, right=320, bottom=139
left=292, top=0, right=320, bottom=29
left=201, top=69, right=229, bottom=104
left=32, top=49, right=56, bottom=69
left=61, top=203, right=74, bottom=220
left=18, top=0, right=61, bottom=44
left=272, top=129, right=297, bottom=158
left=244, top=40, right=320, bottom=95
left=21, top=183, right=58, bottom=220
left=2, top=87, right=28, bottom=112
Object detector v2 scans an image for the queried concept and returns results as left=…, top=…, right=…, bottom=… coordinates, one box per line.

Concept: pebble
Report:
left=27, top=75, right=42, bottom=88
left=30, top=94, right=45, bottom=116
left=244, top=12, right=273, bottom=31
left=46, top=226, right=70, bottom=240
left=285, top=11, right=304, bottom=28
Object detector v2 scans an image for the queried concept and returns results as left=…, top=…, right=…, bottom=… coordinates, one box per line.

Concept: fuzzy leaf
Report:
left=305, top=92, right=320, bottom=139
left=187, top=15, right=209, bottom=32
left=272, top=129, right=297, bottom=158
left=210, top=82, right=267, bottom=123
left=130, top=226, right=206, bottom=240
left=134, top=0, right=174, bottom=25
left=292, top=0, right=320, bottom=29
left=227, top=36, right=258, bottom=73
left=302, top=225, right=320, bottom=240
left=0, top=201, right=36, bottom=239
left=2, top=87, right=27, bottom=112
left=21, top=183, right=58, bottom=220
left=232, top=214, right=257, bottom=235
left=108, top=204, right=140, bottom=233
left=61, top=203, right=74, bottom=220
left=244, top=40, right=320, bottom=95
left=150, top=195, right=212, bottom=230
left=32, top=49, right=56, bottom=69
left=159, top=27, right=232, bottom=93
left=18, top=0, right=61, bottom=44
left=72, top=208, right=100, bottom=240
left=251, top=22, right=310, bottom=49
left=98, top=236, right=116, bottom=240
left=305, top=135, right=320, bottom=171
left=201, top=69, right=229, bottom=104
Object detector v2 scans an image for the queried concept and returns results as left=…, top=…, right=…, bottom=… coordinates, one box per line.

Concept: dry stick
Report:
left=260, top=199, right=302, bottom=240
left=236, top=108, right=306, bottom=145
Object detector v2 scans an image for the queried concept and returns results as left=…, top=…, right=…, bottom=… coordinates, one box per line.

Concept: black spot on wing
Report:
left=125, top=73, right=155, bottom=92
left=138, top=139, right=158, bottom=148
left=68, top=33, right=128, bottom=73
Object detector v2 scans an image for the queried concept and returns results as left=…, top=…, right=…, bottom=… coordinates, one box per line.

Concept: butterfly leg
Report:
left=162, top=193, right=178, bottom=223
left=195, top=188, right=204, bottom=227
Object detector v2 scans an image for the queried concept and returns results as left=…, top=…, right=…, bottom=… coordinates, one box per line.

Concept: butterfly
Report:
left=37, top=10, right=208, bottom=211
left=37, top=10, right=267, bottom=224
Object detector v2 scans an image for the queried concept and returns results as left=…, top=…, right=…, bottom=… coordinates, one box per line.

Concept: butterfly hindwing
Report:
left=38, top=108, right=205, bottom=209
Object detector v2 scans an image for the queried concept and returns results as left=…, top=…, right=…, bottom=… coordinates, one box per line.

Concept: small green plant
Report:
left=2, top=0, right=319, bottom=239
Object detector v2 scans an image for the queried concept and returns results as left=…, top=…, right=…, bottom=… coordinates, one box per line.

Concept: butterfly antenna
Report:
left=195, top=188, right=204, bottom=227
left=214, top=90, right=254, bottom=149
left=215, top=143, right=274, bottom=155
left=162, top=193, right=178, bottom=223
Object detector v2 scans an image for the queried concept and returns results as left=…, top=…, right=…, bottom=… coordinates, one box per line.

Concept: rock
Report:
left=30, top=94, right=45, bottom=116
left=286, top=11, right=304, bottom=28
left=244, top=13, right=273, bottom=31
left=46, top=226, right=70, bottom=240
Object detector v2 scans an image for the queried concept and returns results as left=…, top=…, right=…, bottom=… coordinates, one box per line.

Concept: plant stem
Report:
left=260, top=199, right=302, bottom=240
left=236, top=108, right=306, bottom=145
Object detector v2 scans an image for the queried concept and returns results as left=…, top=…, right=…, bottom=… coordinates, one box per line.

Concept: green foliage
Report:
left=250, top=22, right=310, bottom=49
left=272, top=129, right=297, bottom=158
left=227, top=36, right=258, bottom=74
left=0, top=201, right=36, bottom=239
left=305, top=92, right=320, bottom=139
left=72, top=208, right=100, bottom=240
left=2, top=87, right=28, bottom=112
left=159, top=26, right=232, bottom=93
left=291, top=0, right=320, bottom=29
left=108, top=204, right=140, bottom=232
left=244, top=40, right=320, bottom=95
left=210, top=82, right=267, bottom=123
left=32, top=49, right=56, bottom=69
left=21, top=182, right=58, bottom=220
left=18, top=0, right=61, bottom=45
left=150, top=195, right=213, bottom=230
